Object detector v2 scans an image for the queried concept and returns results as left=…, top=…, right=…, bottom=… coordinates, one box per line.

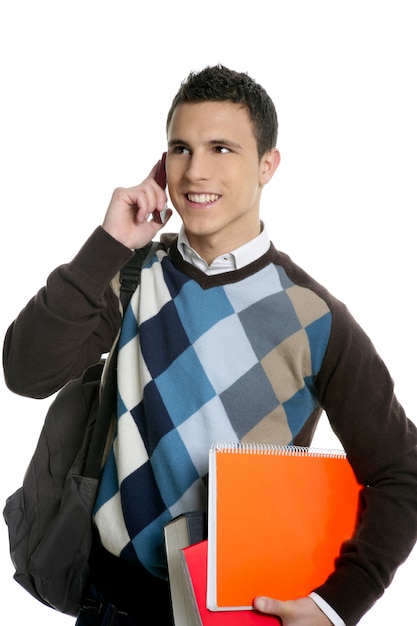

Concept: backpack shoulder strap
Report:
left=119, top=241, right=160, bottom=311
left=84, top=240, right=159, bottom=478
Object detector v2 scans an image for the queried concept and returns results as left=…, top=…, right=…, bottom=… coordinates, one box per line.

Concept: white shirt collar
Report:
left=177, top=224, right=270, bottom=275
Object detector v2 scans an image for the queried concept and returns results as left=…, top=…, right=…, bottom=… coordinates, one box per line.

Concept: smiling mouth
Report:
left=187, top=193, right=220, bottom=204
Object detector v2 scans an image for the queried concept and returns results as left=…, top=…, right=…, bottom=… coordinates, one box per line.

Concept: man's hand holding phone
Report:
left=102, top=154, right=172, bottom=250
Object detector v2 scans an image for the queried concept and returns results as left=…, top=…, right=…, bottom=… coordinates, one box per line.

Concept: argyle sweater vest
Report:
left=93, top=245, right=332, bottom=578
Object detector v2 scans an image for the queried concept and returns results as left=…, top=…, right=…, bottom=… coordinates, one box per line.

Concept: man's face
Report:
left=166, top=101, right=278, bottom=260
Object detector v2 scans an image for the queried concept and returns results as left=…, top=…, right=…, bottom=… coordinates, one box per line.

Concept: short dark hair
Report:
left=166, top=65, right=278, bottom=158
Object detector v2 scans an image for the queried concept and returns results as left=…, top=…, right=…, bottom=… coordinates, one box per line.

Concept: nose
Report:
left=185, top=150, right=210, bottom=182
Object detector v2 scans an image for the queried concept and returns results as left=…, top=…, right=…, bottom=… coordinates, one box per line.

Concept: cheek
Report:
left=167, top=185, right=185, bottom=215
left=236, top=168, right=262, bottom=199
left=166, top=173, right=181, bottom=200
left=166, top=160, right=181, bottom=189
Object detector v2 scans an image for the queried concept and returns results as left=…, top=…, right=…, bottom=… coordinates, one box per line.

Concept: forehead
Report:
left=167, top=101, right=256, bottom=145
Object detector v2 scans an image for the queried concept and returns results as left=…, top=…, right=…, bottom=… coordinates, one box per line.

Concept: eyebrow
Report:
left=168, top=138, right=243, bottom=151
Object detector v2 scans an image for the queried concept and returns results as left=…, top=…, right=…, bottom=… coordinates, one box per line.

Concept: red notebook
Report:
left=181, top=539, right=277, bottom=625
left=207, top=443, right=362, bottom=611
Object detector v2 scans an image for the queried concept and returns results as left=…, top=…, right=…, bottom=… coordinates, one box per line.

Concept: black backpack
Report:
left=3, top=242, right=158, bottom=616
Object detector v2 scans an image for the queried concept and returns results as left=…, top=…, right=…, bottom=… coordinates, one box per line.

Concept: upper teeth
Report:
left=188, top=193, right=219, bottom=203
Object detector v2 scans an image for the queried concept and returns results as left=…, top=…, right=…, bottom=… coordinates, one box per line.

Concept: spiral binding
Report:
left=212, top=442, right=347, bottom=459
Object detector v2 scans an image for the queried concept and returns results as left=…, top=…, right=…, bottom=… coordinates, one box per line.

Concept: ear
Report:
left=259, top=148, right=280, bottom=185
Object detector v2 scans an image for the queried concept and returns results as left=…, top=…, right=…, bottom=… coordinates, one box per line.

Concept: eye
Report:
left=213, top=146, right=231, bottom=154
left=171, top=145, right=190, bottom=155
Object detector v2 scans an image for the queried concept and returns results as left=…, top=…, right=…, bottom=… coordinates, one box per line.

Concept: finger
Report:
left=253, top=596, right=284, bottom=618
left=142, top=178, right=167, bottom=209
left=134, top=185, right=164, bottom=222
left=130, top=190, right=153, bottom=223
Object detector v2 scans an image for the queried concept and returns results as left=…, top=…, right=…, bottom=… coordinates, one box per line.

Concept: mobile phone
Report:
left=152, top=152, right=168, bottom=224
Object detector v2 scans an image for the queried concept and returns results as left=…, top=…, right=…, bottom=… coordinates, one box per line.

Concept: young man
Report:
left=4, top=65, right=417, bottom=626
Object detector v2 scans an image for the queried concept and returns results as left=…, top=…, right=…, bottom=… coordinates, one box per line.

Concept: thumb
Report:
left=253, top=596, right=284, bottom=620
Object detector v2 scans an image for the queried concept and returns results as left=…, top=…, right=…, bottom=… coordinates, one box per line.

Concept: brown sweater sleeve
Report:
left=3, top=227, right=133, bottom=398
left=314, top=296, right=417, bottom=624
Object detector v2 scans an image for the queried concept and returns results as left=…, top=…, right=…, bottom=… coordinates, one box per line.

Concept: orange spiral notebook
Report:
left=207, top=443, right=362, bottom=611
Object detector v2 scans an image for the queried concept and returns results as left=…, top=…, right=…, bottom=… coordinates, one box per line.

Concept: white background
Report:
left=1, top=1, right=416, bottom=623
